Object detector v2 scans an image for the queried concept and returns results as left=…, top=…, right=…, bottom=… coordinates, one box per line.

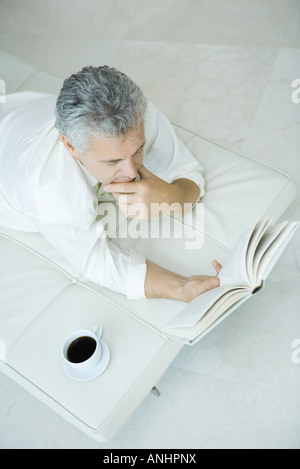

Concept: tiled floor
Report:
left=0, top=0, right=299, bottom=449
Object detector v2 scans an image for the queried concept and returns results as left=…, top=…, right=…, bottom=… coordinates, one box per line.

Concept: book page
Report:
left=163, top=218, right=299, bottom=344
left=164, top=285, right=235, bottom=329
left=252, top=221, right=288, bottom=280
left=163, top=284, right=250, bottom=330
left=218, top=217, right=262, bottom=287
left=164, top=289, right=251, bottom=341
left=256, top=221, right=299, bottom=281
left=245, top=217, right=272, bottom=285
left=195, top=289, right=251, bottom=334
left=165, top=218, right=262, bottom=331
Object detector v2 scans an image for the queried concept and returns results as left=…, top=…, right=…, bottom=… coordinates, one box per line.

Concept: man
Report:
left=0, top=65, right=221, bottom=301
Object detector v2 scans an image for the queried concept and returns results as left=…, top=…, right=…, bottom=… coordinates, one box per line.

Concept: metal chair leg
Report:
left=151, top=386, right=161, bottom=397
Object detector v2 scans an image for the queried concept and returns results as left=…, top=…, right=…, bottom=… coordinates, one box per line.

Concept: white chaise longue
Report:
left=0, top=51, right=296, bottom=443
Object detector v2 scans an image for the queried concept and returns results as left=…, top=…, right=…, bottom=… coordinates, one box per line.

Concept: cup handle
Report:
left=92, top=325, right=103, bottom=340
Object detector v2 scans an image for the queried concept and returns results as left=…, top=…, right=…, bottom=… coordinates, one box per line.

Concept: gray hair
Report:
left=55, top=65, right=147, bottom=152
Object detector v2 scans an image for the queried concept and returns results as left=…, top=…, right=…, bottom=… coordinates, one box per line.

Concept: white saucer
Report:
left=63, top=339, right=110, bottom=382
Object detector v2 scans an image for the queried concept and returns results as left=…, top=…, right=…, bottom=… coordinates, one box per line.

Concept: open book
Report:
left=162, top=217, right=299, bottom=345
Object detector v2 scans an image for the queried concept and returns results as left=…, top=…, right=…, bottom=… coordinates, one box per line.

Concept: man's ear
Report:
left=61, top=134, right=75, bottom=155
left=61, top=134, right=82, bottom=163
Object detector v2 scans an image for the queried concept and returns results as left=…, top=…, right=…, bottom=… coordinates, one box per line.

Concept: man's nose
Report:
left=124, top=158, right=138, bottom=178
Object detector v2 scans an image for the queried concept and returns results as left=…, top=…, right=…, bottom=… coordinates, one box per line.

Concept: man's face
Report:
left=62, top=125, right=145, bottom=185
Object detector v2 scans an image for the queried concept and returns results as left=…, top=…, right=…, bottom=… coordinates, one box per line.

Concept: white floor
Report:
left=0, top=0, right=300, bottom=449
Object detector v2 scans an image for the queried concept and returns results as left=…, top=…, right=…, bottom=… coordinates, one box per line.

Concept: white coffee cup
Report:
left=62, top=325, right=103, bottom=371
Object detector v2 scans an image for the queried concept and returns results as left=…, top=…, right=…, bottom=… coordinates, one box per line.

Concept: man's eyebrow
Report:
left=101, top=141, right=146, bottom=163
left=132, top=141, right=146, bottom=155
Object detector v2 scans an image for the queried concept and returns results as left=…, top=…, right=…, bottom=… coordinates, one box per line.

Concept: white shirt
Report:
left=0, top=91, right=205, bottom=299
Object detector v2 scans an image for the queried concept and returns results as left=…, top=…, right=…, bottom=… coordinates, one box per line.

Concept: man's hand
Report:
left=104, top=165, right=177, bottom=219
left=145, top=260, right=222, bottom=302
left=103, top=165, right=200, bottom=219
left=180, top=260, right=223, bottom=302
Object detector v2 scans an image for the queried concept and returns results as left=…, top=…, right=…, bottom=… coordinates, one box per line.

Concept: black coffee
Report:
left=67, top=336, right=97, bottom=363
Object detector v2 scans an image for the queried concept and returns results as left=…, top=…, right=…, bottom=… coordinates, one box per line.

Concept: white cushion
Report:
left=0, top=232, right=182, bottom=442
left=183, top=131, right=296, bottom=249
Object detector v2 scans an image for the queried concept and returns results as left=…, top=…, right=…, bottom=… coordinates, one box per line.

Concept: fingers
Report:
left=103, top=182, right=137, bottom=194
left=212, top=259, right=222, bottom=275
left=112, top=193, right=136, bottom=204
left=190, top=276, right=219, bottom=300
left=196, top=260, right=222, bottom=296
left=137, top=164, right=151, bottom=178
left=202, top=276, right=220, bottom=292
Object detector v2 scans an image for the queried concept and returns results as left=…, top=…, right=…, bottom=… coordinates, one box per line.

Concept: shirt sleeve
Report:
left=28, top=215, right=147, bottom=300
left=143, top=100, right=206, bottom=200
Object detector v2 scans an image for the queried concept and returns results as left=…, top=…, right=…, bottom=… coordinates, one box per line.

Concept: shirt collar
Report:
left=77, top=161, right=99, bottom=189
left=59, top=141, right=100, bottom=190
